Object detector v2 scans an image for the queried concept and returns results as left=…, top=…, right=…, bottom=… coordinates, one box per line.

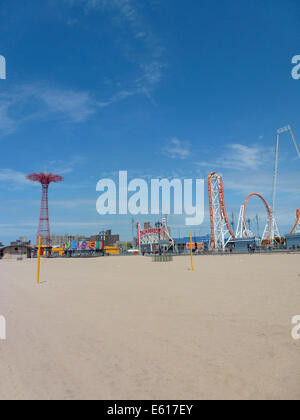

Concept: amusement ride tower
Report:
left=207, top=172, right=235, bottom=250
left=27, top=172, right=63, bottom=247
left=263, top=126, right=300, bottom=243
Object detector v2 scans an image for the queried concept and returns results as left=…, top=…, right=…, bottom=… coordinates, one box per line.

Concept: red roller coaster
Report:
left=242, top=193, right=271, bottom=241
left=208, top=172, right=235, bottom=250
left=208, top=126, right=300, bottom=249
left=208, top=172, right=274, bottom=249
left=208, top=171, right=299, bottom=249
left=290, top=209, right=300, bottom=235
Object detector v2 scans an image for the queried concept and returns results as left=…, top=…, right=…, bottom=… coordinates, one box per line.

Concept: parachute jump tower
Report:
left=27, top=172, right=63, bottom=247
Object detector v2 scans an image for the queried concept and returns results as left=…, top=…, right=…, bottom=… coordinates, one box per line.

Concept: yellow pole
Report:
left=37, top=236, right=41, bottom=285
left=190, top=233, right=194, bottom=271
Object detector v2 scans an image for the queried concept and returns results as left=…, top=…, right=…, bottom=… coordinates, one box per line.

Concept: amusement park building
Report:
left=51, top=230, right=120, bottom=247
left=229, top=237, right=257, bottom=252
left=90, top=230, right=120, bottom=247
left=0, top=239, right=32, bottom=259
left=51, top=234, right=89, bottom=246
left=285, top=233, right=300, bottom=249
left=173, top=235, right=210, bottom=251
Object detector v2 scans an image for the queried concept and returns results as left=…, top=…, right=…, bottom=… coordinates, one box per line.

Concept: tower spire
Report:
left=27, top=172, right=63, bottom=246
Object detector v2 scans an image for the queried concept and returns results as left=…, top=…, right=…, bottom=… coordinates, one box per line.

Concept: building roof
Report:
left=1, top=244, right=32, bottom=250
left=173, top=235, right=210, bottom=243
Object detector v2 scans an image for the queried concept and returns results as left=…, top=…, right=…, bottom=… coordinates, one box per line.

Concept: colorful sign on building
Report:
left=63, top=241, right=103, bottom=251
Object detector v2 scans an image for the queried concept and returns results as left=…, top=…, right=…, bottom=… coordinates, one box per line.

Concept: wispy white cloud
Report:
left=225, top=144, right=269, bottom=169
left=97, top=89, right=136, bottom=108
left=162, top=138, right=191, bottom=160
left=45, top=155, right=87, bottom=175
left=0, top=101, right=17, bottom=134
left=198, top=143, right=271, bottom=170
left=3, top=1, right=163, bottom=118
left=223, top=170, right=300, bottom=198
left=0, top=85, right=96, bottom=135
left=0, top=156, right=86, bottom=190
left=65, top=0, right=165, bottom=103
left=37, top=87, right=95, bottom=122
left=0, top=169, right=32, bottom=186
left=77, top=0, right=143, bottom=32
left=98, top=61, right=166, bottom=107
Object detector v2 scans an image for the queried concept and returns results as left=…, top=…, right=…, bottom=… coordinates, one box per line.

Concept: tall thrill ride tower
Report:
left=263, top=126, right=300, bottom=244
left=27, top=172, right=63, bottom=246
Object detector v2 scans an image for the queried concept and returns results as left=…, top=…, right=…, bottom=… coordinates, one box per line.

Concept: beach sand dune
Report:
left=0, top=254, right=299, bottom=400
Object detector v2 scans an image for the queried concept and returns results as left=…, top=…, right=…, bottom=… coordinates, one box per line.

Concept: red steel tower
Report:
left=27, top=172, right=63, bottom=246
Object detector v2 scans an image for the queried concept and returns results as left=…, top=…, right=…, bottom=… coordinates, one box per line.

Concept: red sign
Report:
left=140, top=228, right=161, bottom=236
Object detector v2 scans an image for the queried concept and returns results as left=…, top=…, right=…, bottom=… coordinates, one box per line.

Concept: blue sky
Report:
left=0, top=0, right=299, bottom=243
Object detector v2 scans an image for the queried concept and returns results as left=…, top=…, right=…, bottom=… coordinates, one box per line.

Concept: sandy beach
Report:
left=0, top=254, right=299, bottom=400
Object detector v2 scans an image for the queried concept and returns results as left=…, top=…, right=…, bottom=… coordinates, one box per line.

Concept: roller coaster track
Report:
left=290, top=209, right=300, bottom=234
left=208, top=170, right=298, bottom=249
left=243, top=193, right=271, bottom=241
left=208, top=172, right=235, bottom=250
